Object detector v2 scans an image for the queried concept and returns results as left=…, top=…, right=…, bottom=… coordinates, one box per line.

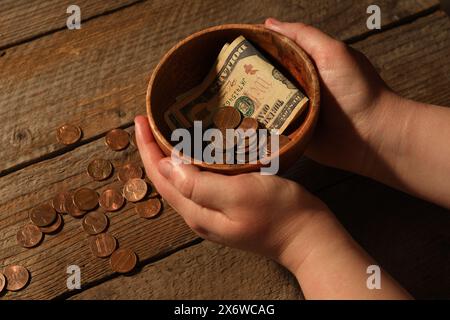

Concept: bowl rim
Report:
left=146, top=23, right=320, bottom=172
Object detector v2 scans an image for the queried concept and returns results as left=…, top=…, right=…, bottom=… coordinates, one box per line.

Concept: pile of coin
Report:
left=2, top=126, right=164, bottom=294
left=208, top=106, right=291, bottom=164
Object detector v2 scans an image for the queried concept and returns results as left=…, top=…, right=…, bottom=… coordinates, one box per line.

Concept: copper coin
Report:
left=238, top=117, right=259, bottom=131
left=0, top=272, right=6, bottom=294
left=123, top=178, right=147, bottom=202
left=40, top=213, right=63, bottom=234
left=56, top=124, right=82, bottom=145
left=3, top=265, right=29, bottom=291
left=89, top=233, right=117, bottom=258
left=110, top=248, right=137, bottom=273
left=82, top=211, right=109, bottom=235
left=87, top=159, right=113, bottom=181
left=16, top=224, right=43, bottom=248
left=117, top=162, right=143, bottom=183
left=65, top=192, right=86, bottom=218
left=99, top=188, right=125, bottom=212
left=73, top=188, right=98, bottom=211
left=29, top=204, right=57, bottom=227
left=213, top=107, right=242, bottom=130
left=51, top=192, right=70, bottom=214
left=105, top=129, right=129, bottom=151
left=135, top=198, right=162, bottom=219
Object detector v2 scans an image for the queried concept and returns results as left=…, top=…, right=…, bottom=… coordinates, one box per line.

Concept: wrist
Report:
left=358, top=91, right=416, bottom=180
left=275, top=205, right=348, bottom=276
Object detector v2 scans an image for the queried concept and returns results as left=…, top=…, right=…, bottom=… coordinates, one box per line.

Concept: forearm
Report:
left=362, top=92, right=450, bottom=209
left=278, top=209, right=412, bottom=299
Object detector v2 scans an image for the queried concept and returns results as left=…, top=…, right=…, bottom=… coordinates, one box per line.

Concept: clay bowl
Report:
left=146, top=24, right=320, bottom=174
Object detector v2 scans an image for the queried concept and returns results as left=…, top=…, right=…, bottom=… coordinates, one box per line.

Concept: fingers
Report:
left=158, top=158, right=237, bottom=211
left=134, top=115, right=233, bottom=239
left=134, top=115, right=165, bottom=182
left=264, top=18, right=342, bottom=60
left=135, top=115, right=190, bottom=211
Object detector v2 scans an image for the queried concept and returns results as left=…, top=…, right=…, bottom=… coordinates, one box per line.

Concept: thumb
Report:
left=158, top=158, right=235, bottom=210
left=265, top=18, right=342, bottom=61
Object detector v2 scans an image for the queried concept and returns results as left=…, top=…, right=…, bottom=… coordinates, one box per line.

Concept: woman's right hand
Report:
left=265, top=18, right=401, bottom=176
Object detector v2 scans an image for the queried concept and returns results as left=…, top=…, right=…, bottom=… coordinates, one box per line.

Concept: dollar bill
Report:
left=164, top=36, right=308, bottom=133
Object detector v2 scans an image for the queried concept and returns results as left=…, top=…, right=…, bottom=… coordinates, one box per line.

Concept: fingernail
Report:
left=158, top=159, right=173, bottom=179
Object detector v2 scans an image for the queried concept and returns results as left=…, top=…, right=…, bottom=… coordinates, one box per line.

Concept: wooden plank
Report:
left=0, top=0, right=142, bottom=49
left=0, top=127, right=198, bottom=300
left=0, top=0, right=439, bottom=176
left=352, top=11, right=450, bottom=105
left=0, top=0, right=439, bottom=50
left=317, top=176, right=450, bottom=299
left=70, top=241, right=303, bottom=300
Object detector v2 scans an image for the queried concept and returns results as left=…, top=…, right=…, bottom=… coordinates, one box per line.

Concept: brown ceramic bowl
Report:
left=146, top=24, right=320, bottom=174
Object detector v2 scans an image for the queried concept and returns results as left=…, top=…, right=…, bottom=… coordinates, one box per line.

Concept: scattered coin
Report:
left=65, top=192, right=86, bottom=218
left=56, top=124, right=82, bottom=145
left=73, top=188, right=99, bottom=211
left=213, top=107, right=242, bottom=130
left=51, top=192, right=70, bottom=214
left=29, top=204, right=57, bottom=227
left=117, top=162, right=143, bottom=183
left=105, top=129, right=129, bottom=151
left=99, top=188, right=125, bottom=212
left=87, top=159, right=113, bottom=181
left=110, top=248, right=137, bottom=274
left=123, top=178, right=147, bottom=202
left=89, top=233, right=117, bottom=258
left=39, top=214, right=63, bottom=234
left=135, top=198, right=162, bottom=219
left=0, top=272, right=6, bottom=294
left=82, top=211, right=109, bottom=235
left=16, top=224, right=43, bottom=248
left=237, top=117, right=259, bottom=131
left=3, top=265, right=29, bottom=291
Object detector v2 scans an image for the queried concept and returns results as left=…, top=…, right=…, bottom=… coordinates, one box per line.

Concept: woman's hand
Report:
left=134, top=115, right=330, bottom=272
left=265, top=18, right=398, bottom=175
left=135, top=115, right=411, bottom=299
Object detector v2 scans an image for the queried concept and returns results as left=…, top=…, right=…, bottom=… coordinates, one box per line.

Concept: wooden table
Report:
left=0, top=0, right=449, bottom=300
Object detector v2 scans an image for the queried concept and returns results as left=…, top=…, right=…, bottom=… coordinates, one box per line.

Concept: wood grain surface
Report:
left=0, top=0, right=439, bottom=176
left=0, top=0, right=448, bottom=300
left=0, top=0, right=142, bottom=49
left=318, top=176, right=450, bottom=299
left=0, top=128, right=198, bottom=299
left=70, top=241, right=303, bottom=300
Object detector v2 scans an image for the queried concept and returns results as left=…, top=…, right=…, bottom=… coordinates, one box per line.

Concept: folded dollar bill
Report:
left=165, top=35, right=308, bottom=134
